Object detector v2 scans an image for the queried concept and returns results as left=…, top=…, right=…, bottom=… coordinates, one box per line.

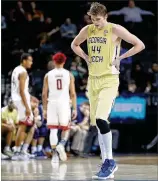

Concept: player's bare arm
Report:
left=78, top=112, right=90, bottom=127
left=42, top=74, right=48, bottom=119
left=71, top=26, right=90, bottom=64
left=69, top=73, right=77, bottom=120
left=30, top=95, right=39, bottom=104
left=19, top=72, right=31, bottom=117
left=112, top=24, right=145, bottom=69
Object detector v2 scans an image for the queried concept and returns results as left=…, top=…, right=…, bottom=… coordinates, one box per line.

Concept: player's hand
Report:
left=84, top=55, right=91, bottom=66
left=71, top=109, right=77, bottom=120
left=84, top=109, right=90, bottom=117
left=43, top=110, right=47, bottom=119
left=8, top=123, right=15, bottom=131
left=36, top=120, right=42, bottom=127
left=112, top=57, right=121, bottom=71
left=31, top=96, right=39, bottom=104
left=25, top=108, right=31, bottom=117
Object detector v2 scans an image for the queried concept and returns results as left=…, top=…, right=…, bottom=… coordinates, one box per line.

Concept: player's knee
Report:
left=96, top=119, right=110, bottom=134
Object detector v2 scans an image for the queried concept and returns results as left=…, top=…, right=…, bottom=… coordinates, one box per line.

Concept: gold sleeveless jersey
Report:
left=87, top=23, right=121, bottom=76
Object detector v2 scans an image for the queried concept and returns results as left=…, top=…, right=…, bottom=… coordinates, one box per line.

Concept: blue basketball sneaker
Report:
left=92, top=159, right=117, bottom=180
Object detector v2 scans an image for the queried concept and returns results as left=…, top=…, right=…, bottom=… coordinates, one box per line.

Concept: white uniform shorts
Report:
left=13, top=100, right=33, bottom=124
left=47, top=101, right=71, bottom=130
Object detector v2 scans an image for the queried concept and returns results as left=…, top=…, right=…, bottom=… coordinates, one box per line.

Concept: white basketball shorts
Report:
left=47, top=101, right=71, bottom=130
left=13, top=100, right=33, bottom=125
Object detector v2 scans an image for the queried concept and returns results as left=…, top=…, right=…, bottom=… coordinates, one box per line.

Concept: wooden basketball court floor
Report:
left=1, top=155, right=158, bottom=181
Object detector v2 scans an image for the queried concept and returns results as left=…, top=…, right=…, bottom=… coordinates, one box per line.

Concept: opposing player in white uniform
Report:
left=11, top=53, right=36, bottom=160
left=42, top=52, right=77, bottom=163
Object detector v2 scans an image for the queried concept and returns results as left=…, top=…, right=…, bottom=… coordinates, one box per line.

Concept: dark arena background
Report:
left=1, top=0, right=158, bottom=181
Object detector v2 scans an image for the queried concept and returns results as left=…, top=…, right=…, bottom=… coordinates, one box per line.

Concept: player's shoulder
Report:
left=47, top=69, right=55, bottom=75
left=109, top=22, right=126, bottom=34
left=86, top=24, right=94, bottom=31
left=80, top=24, right=92, bottom=33
left=63, top=68, right=70, bottom=73
left=108, top=22, right=117, bottom=28
left=12, top=65, right=20, bottom=72
left=62, top=69, right=71, bottom=77
left=110, top=22, right=124, bottom=30
left=13, top=65, right=26, bottom=74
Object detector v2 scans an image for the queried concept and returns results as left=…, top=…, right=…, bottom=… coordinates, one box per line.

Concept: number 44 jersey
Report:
left=87, top=23, right=121, bottom=76
left=47, top=68, right=70, bottom=103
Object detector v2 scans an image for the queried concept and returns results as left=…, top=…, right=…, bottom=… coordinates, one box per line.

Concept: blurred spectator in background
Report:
left=70, top=102, right=90, bottom=155
left=41, top=17, right=60, bottom=50
left=70, top=56, right=87, bottom=92
left=43, top=17, right=60, bottom=37
left=131, top=63, right=148, bottom=92
left=37, top=33, right=57, bottom=54
left=119, top=46, right=133, bottom=92
left=30, top=69, right=45, bottom=99
left=60, top=18, right=77, bottom=39
left=1, top=100, right=18, bottom=159
left=60, top=18, right=77, bottom=51
left=81, top=125, right=98, bottom=158
left=74, top=56, right=87, bottom=78
left=37, top=17, right=61, bottom=53
left=108, top=0, right=154, bottom=35
left=121, top=80, right=137, bottom=95
left=31, top=105, right=48, bottom=158
left=70, top=61, right=81, bottom=92
left=112, top=129, right=120, bottom=152
left=127, top=80, right=138, bottom=94
left=1, top=16, right=7, bottom=30
left=30, top=1, right=44, bottom=22
left=144, top=82, right=152, bottom=94
left=47, top=60, right=55, bottom=71
left=79, top=75, right=88, bottom=93
left=1, top=14, right=8, bottom=42
left=79, top=14, right=92, bottom=30
left=12, top=1, right=26, bottom=23
left=108, top=0, right=154, bottom=23
left=148, top=63, right=158, bottom=92
left=26, top=13, right=33, bottom=22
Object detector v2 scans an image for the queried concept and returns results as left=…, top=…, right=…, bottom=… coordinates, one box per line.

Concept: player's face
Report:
left=25, top=56, right=33, bottom=69
left=91, top=15, right=106, bottom=29
left=80, top=104, right=89, bottom=113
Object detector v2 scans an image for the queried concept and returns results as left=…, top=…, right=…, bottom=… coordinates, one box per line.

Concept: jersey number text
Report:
left=56, top=79, right=62, bottom=90
left=91, top=46, right=101, bottom=54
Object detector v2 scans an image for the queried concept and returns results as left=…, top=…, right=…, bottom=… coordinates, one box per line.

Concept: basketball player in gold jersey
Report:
left=71, top=2, right=145, bottom=180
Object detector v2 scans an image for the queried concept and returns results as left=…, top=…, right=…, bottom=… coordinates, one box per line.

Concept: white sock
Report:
left=22, top=144, right=29, bottom=152
left=37, top=145, right=42, bottom=152
left=16, top=146, right=21, bottom=152
left=31, top=146, right=37, bottom=154
left=98, top=132, right=107, bottom=163
left=101, top=131, right=113, bottom=159
left=50, top=129, right=58, bottom=146
left=4, top=146, right=10, bottom=152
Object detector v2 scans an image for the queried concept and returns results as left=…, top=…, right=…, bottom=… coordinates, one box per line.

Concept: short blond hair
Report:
left=87, top=2, right=107, bottom=17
